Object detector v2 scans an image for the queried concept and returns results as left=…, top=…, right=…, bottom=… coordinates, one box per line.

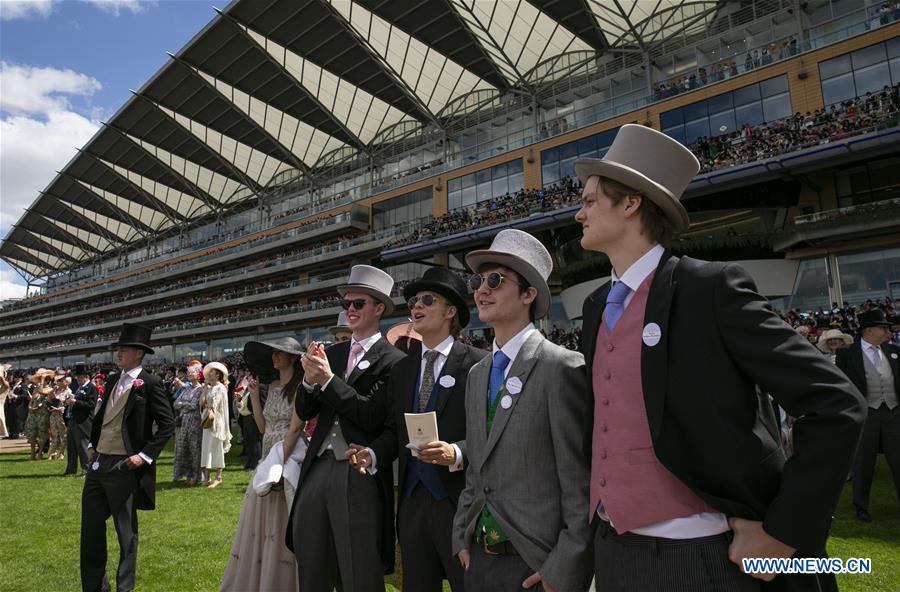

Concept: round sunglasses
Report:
left=407, top=293, right=444, bottom=309
left=468, top=272, right=526, bottom=292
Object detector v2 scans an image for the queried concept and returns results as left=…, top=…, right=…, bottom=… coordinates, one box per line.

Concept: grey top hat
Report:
left=329, top=311, right=351, bottom=336
left=337, top=264, right=395, bottom=315
left=574, top=124, right=700, bottom=232
left=465, top=229, right=553, bottom=319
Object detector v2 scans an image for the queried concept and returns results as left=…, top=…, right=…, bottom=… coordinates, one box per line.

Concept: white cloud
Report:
left=0, top=0, right=56, bottom=21
left=0, top=61, right=100, bottom=239
left=0, top=268, right=28, bottom=300
left=82, top=0, right=157, bottom=17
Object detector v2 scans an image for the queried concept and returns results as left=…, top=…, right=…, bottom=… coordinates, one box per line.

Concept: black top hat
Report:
left=111, top=323, right=155, bottom=354
left=73, top=363, right=89, bottom=376
left=858, top=309, right=891, bottom=329
left=403, top=267, right=470, bottom=327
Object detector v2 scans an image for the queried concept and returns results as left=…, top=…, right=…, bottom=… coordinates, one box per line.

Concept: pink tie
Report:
left=111, top=376, right=126, bottom=406
left=345, top=342, right=364, bottom=378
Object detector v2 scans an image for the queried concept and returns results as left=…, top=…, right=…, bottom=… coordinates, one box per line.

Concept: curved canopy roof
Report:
left=1, top=0, right=724, bottom=279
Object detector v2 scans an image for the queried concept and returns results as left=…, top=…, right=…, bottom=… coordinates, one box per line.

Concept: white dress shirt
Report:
left=90, top=366, right=154, bottom=465
left=861, top=337, right=884, bottom=368
left=604, top=244, right=729, bottom=539
left=492, top=322, right=537, bottom=379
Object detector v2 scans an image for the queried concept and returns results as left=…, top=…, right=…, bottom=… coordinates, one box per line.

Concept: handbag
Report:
left=201, top=406, right=215, bottom=430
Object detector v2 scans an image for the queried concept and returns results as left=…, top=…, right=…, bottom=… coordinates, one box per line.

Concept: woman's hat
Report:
left=574, top=124, right=700, bottom=232
left=329, top=311, right=351, bottom=336
left=817, top=328, right=853, bottom=352
left=203, top=361, right=229, bottom=383
left=337, top=265, right=395, bottom=315
left=465, top=229, right=553, bottom=319
left=243, top=336, right=304, bottom=380
left=386, top=321, right=423, bottom=347
left=28, top=368, right=55, bottom=382
left=403, top=267, right=471, bottom=327
left=111, top=322, right=154, bottom=354
left=858, top=308, right=891, bottom=329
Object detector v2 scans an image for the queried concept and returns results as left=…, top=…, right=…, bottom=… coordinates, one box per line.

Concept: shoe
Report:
left=208, top=478, right=222, bottom=489
left=856, top=508, right=872, bottom=522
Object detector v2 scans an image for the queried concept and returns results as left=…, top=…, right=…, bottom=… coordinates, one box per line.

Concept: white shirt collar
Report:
left=861, top=338, right=881, bottom=353
left=493, top=322, right=537, bottom=363
left=124, top=366, right=142, bottom=380
left=423, top=335, right=455, bottom=360
left=352, top=332, right=383, bottom=353
left=610, top=244, right=665, bottom=292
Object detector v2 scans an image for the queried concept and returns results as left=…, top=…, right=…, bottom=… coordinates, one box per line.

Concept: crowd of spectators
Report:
left=688, top=84, right=900, bottom=173
left=391, top=177, right=582, bottom=248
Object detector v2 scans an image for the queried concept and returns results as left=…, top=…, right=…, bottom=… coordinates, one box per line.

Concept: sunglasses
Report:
left=407, top=294, right=443, bottom=309
left=468, top=272, right=525, bottom=292
left=341, top=298, right=369, bottom=311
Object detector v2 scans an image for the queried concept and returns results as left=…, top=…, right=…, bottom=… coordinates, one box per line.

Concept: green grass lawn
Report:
left=0, top=443, right=896, bottom=591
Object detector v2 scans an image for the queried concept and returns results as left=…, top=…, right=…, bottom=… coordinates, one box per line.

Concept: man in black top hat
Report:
left=80, top=323, right=175, bottom=592
left=351, top=267, right=488, bottom=592
left=65, top=363, right=98, bottom=476
left=837, top=308, right=900, bottom=522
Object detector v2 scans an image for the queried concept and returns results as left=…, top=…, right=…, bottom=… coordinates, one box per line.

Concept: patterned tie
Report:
left=345, top=342, right=364, bottom=378
left=489, top=351, right=511, bottom=407
left=418, top=350, right=441, bottom=412
left=870, top=345, right=884, bottom=370
left=605, top=281, right=631, bottom=331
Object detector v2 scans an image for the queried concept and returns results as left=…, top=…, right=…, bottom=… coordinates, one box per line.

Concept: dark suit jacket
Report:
left=71, top=381, right=99, bottom=425
left=582, top=253, right=865, bottom=570
left=287, top=336, right=406, bottom=572
left=90, top=369, right=175, bottom=510
left=835, top=340, right=900, bottom=403
left=370, top=339, right=488, bottom=509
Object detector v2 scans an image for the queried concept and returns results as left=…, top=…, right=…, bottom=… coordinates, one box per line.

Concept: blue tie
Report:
left=489, top=351, right=511, bottom=406
left=605, top=281, right=631, bottom=331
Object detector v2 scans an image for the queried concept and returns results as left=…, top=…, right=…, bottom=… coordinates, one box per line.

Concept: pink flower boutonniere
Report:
left=132, top=379, right=145, bottom=389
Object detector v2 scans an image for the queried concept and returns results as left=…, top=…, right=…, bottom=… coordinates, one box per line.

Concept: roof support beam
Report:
left=216, top=9, right=371, bottom=154
left=26, top=213, right=103, bottom=256
left=39, top=192, right=129, bottom=248
left=165, top=55, right=316, bottom=178
left=57, top=170, right=158, bottom=235
left=612, top=0, right=648, bottom=53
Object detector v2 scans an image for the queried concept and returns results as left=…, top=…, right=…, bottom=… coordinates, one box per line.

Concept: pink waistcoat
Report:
left=590, top=272, right=716, bottom=533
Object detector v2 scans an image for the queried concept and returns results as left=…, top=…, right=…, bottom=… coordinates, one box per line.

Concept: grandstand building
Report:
left=1, top=0, right=899, bottom=367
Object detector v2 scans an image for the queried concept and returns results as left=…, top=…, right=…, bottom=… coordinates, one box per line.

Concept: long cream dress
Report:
left=200, top=383, right=231, bottom=469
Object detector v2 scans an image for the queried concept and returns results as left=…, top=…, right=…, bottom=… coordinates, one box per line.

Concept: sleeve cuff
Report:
left=138, top=452, right=153, bottom=465
left=366, top=447, right=378, bottom=475
left=449, top=443, right=464, bottom=472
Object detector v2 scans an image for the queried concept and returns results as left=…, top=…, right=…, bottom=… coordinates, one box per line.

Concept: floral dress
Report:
left=25, top=392, right=50, bottom=448
left=48, top=388, right=70, bottom=456
left=221, top=384, right=298, bottom=591
left=172, top=384, right=203, bottom=482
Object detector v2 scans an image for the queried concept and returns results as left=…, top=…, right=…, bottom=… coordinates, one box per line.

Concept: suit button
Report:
left=599, top=451, right=607, bottom=459
left=601, top=398, right=609, bottom=406
left=483, top=486, right=492, bottom=495
left=607, top=344, right=614, bottom=352
left=604, top=371, right=611, bottom=380
left=599, top=478, right=606, bottom=487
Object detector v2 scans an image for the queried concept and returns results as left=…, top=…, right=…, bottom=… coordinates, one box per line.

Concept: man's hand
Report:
left=728, top=518, right=795, bottom=582
left=522, top=572, right=556, bottom=591
left=417, top=441, right=457, bottom=466
left=125, top=454, right=146, bottom=470
left=345, top=443, right=371, bottom=475
left=457, top=550, right=470, bottom=571
left=88, top=449, right=97, bottom=463
left=301, top=342, right=333, bottom=386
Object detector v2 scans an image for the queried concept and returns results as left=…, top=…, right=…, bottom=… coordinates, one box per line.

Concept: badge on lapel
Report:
left=500, top=395, right=513, bottom=409
left=439, top=375, right=455, bottom=388
left=506, top=376, right=523, bottom=395
left=642, top=323, right=662, bottom=347
left=892, top=353, right=898, bottom=360
left=358, top=360, right=371, bottom=371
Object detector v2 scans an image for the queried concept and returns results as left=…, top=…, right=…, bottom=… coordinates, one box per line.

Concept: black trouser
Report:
left=853, top=403, right=900, bottom=512
left=465, top=541, right=536, bottom=591
left=4, top=402, right=19, bottom=436
left=65, top=417, right=90, bottom=474
left=240, top=416, right=261, bottom=469
left=292, top=455, right=383, bottom=592
left=398, top=485, right=463, bottom=592
left=81, top=454, right=139, bottom=592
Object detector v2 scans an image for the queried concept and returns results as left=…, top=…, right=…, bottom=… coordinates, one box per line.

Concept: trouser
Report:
left=398, top=485, right=464, bottom=592
left=66, top=417, right=90, bottom=473
left=853, top=403, right=900, bottom=512
left=80, top=454, right=139, bottom=592
left=465, top=541, right=537, bottom=591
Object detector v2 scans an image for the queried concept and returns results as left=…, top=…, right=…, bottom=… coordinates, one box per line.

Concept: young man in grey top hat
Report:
left=287, top=265, right=405, bottom=592
left=575, top=123, right=864, bottom=591
left=452, top=229, right=593, bottom=592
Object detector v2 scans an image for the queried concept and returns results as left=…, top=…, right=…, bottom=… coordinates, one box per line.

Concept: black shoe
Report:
left=856, top=508, right=872, bottom=522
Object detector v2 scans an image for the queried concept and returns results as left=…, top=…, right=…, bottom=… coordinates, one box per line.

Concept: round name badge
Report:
left=439, top=375, right=456, bottom=388
left=892, top=353, right=898, bottom=360
left=506, top=376, right=523, bottom=395
left=642, top=323, right=662, bottom=347
left=92, top=461, right=100, bottom=471
left=357, top=360, right=371, bottom=370
left=500, top=394, right=513, bottom=409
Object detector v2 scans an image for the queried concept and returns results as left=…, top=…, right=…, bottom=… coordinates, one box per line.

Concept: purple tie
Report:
left=605, top=281, right=631, bottom=331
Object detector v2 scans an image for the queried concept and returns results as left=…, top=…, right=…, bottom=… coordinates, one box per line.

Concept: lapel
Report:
left=346, top=338, right=387, bottom=385
left=583, top=283, right=609, bottom=376
left=469, top=356, right=490, bottom=460
left=123, top=369, right=149, bottom=417
left=852, top=341, right=865, bottom=380
left=482, top=332, right=543, bottom=463
left=640, top=253, right=679, bottom=443
left=434, top=341, right=467, bottom=418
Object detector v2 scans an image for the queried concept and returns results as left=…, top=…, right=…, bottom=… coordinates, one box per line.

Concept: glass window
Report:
left=684, top=118, right=711, bottom=144
left=476, top=180, right=492, bottom=202
left=448, top=189, right=462, bottom=211
left=491, top=176, right=508, bottom=197
left=837, top=248, right=900, bottom=304
left=821, top=72, right=856, bottom=105
left=448, top=178, right=461, bottom=193
left=706, top=92, right=733, bottom=115
left=663, top=124, right=686, bottom=144
left=659, top=109, right=683, bottom=128
left=507, top=158, right=523, bottom=174
left=759, top=75, right=789, bottom=97
left=762, top=93, right=792, bottom=122
left=461, top=172, right=475, bottom=188
left=853, top=62, right=891, bottom=96
left=682, top=100, right=708, bottom=122
left=708, top=110, right=737, bottom=136
left=508, top=171, right=524, bottom=193
left=559, top=141, right=578, bottom=160
left=851, top=43, right=887, bottom=69
left=577, top=136, right=597, bottom=156
left=475, top=168, right=490, bottom=186
left=888, top=36, right=900, bottom=58
left=732, top=84, right=761, bottom=106
left=819, top=54, right=852, bottom=79
left=891, top=57, right=900, bottom=87
left=735, top=101, right=764, bottom=127
left=788, top=258, right=830, bottom=312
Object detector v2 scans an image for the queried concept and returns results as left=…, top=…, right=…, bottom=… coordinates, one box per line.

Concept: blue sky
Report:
left=0, top=0, right=226, bottom=298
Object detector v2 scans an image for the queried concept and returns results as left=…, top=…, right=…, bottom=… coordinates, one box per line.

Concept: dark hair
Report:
left=476, top=263, right=537, bottom=322
left=599, top=177, right=678, bottom=247
left=281, top=356, right=303, bottom=405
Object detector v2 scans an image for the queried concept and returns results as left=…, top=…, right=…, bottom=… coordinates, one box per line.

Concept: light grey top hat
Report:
left=329, top=311, right=351, bottom=336
left=574, top=124, right=700, bottom=232
left=337, top=264, right=395, bottom=315
left=465, top=229, right=553, bottom=319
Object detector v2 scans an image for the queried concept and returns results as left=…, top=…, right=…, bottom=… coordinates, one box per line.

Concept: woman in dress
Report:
left=172, top=365, right=204, bottom=485
left=25, top=369, right=53, bottom=459
left=221, top=337, right=306, bottom=592
left=0, top=363, right=11, bottom=439
left=47, top=374, right=71, bottom=461
left=200, top=361, right=231, bottom=488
